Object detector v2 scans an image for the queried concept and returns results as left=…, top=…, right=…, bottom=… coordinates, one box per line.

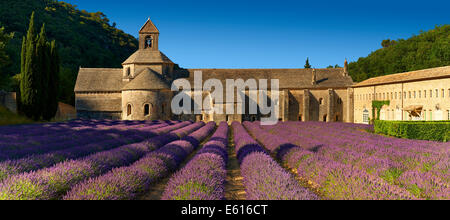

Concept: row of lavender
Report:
left=0, top=120, right=174, bottom=160
left=0, top=121, right=184, bottom=181
left=162, top=122, right=229, bottom=200
left=0, top=119, right=154, bottom=136
left=64, top=122, right=217, bottom=200
left=0, top=121, right=204, bottom=200
left=280, top=122, right=448, bottom=200
left=232, top=122, right=318, bottom=200
left=243, top=122, right=416, bottom=200
left=250, top=121, right=449, bottom=200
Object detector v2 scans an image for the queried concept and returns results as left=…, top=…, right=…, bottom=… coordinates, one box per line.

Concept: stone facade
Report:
left=75, top=19, right=450, bottom=124
left=74, top=18, right=355, bottom=123
left=353, top=67, right=450, bottom=124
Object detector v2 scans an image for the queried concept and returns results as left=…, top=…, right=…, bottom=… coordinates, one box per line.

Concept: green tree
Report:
left=0, top=0, right=138, bottom=105
left=0, top=26, right=13, bottom=70
left=381, top=39, right=397, bottom=48
left=44, top=40, right=59, bottom=120
left=349, top=25, right=450, bottom=82
left=0, top=25, right=13, bottom=89
left=304, top=58, right=312, bottom=69
left=36, top=23, right=49, bottom=120
left=20, top=13, right=60, bottom=121
left=20, top=12, right=40, bottom=120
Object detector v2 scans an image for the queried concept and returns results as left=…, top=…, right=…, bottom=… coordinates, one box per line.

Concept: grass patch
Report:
left=0, top=106, right=34, bottom=126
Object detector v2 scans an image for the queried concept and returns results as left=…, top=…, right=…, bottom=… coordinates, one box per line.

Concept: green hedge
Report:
left=374, top=120, right=450, bottom=142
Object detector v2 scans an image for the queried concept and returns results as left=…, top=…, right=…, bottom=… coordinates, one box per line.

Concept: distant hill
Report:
left=349, top=25, right=450, bottom=82
left=0, top=0, right=138, bottom=104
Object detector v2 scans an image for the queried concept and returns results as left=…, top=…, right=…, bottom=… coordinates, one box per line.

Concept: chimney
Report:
left=312, top=69, right=317, bottom=85
left=343, top=59, right=349, bottom=76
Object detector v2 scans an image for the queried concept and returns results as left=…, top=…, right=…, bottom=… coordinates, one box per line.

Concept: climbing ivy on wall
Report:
left=372, top=100, right=391, bottom=120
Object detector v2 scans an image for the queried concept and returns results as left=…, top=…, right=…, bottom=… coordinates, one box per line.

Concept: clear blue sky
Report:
left=65, top=0, right=449, bottom=69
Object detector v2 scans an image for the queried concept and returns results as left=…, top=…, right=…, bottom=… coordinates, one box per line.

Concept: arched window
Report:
left=323, top=114, right=327, bottom=122
left=127, top=104, right=132, bottom=116
left=145, top=36, right=153, bottom=48
left=144, top=104, right=150, bottom=116
left=126, top=67, right=130, bottom=77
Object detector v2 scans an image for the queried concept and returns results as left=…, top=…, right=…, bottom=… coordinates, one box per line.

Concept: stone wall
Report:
left=0, top=91, right=17, bottom=113
left=77, top=111, right=122, bottom=120
left=75, top=92, right=122, bottom=119
left=353, top=77, right=450, bottom=123
left=122, top=90, right=173, bottom=120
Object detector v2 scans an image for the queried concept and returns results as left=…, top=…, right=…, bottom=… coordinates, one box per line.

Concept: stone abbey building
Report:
left=74, top=19, right=450, bottom=124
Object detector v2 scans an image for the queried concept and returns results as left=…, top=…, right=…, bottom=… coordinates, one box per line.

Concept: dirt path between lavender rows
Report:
left=140, top=128, right=247, bottom=200
left=224, top=133, right=247, bottom=200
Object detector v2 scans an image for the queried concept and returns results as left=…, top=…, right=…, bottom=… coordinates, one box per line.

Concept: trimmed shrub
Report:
left=374, top=120, right=450, bottom=142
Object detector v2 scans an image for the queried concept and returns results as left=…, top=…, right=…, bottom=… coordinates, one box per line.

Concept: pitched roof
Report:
left=354, top=66, right=450, bottom=87
left=74, top=68, right=126, bottom=92
left=122, top=50, right=173, bottom=65
left=122, top=68, right=171, bottom=91
left=178, top=68, right=354, bottom=89
left=75, top=67, right=354, bottom=94
left=139, top=18, right=159, bottom=33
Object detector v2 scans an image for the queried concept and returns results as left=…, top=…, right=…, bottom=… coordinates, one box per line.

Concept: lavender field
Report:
left=0, top=120, right=448, bottom=200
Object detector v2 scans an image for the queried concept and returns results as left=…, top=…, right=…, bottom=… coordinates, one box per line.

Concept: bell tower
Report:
left=139, top=18, right=159, bottom=51
left=122, top=18, right=175, bottom=81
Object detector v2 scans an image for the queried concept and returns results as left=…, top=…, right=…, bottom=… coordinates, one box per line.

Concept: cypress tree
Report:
left=304, top=58, right=312, bottom=69
left=44, top=40, right=59, bottom=121
left=20, top=12, right=60, bottom=121
left=20, top=12, right=40, bottom=120
left=18, top=36, right=26, bottom=113
left=20, top=36, right=26, bottom=75
left=37, top=24, right=49, bottom=120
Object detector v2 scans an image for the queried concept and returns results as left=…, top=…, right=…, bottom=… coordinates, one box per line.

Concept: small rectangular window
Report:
left=436, top=89, right=439, bottom=98
left=424, top=90, right=427, bottom=98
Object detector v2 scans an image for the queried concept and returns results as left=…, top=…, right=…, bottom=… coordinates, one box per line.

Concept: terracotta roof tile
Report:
left=122, top=50, right=173, bottom=65
left=354, top=66, right=450, bottom=87
left=122, top=68, right=171, bottom=90
left=74, top=68, right=125, bottom=92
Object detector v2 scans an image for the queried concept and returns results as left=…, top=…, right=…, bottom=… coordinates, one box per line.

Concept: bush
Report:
left=374, top=120, right=450, bottom=142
